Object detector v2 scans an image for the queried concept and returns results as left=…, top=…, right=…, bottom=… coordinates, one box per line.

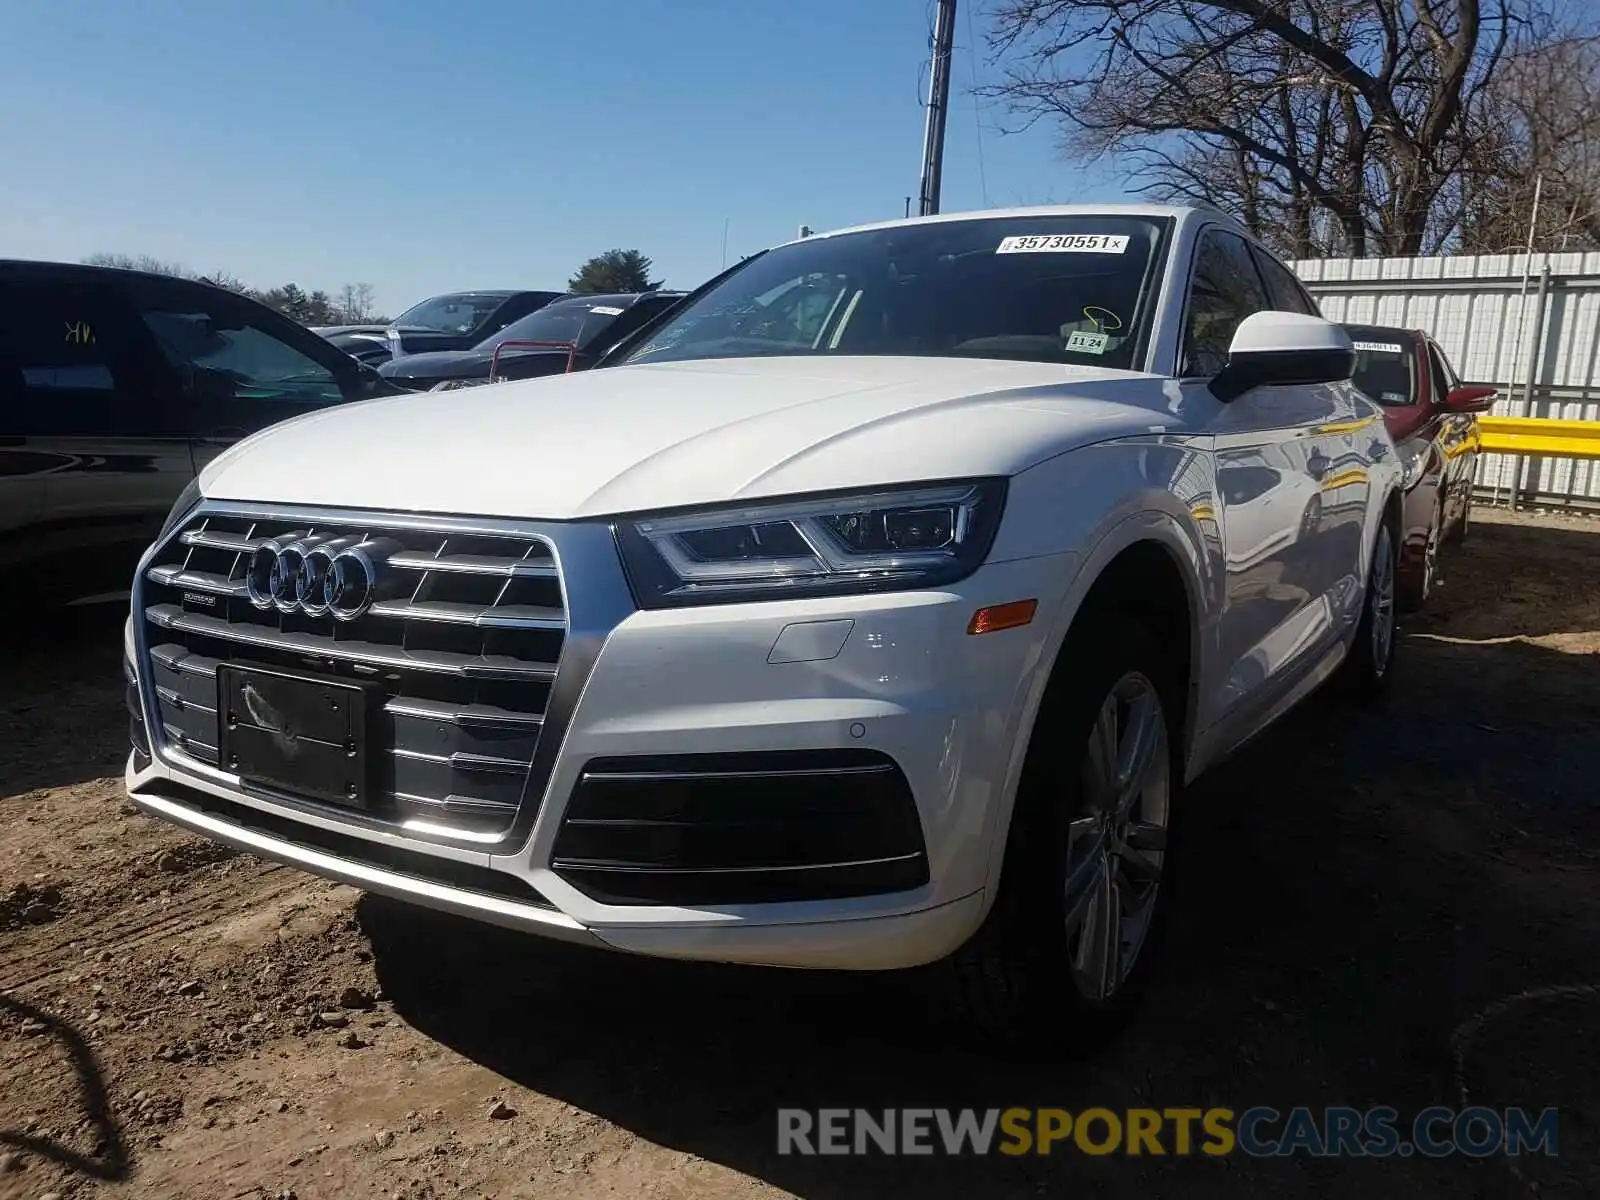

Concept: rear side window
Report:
left=0, top=281, right=158, bottom=434
left=1250, top=247, right=1322, bottom=316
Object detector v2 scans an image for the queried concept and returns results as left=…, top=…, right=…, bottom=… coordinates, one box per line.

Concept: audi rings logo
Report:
left=246, top=534, right=397, bottom=621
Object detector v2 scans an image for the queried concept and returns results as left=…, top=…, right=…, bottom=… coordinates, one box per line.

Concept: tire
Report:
left=951, top=616, right=1181, bottom=1057
left=1298, top=494, right=1323, bottom=541
left=1399, top=502, right=1441, bottom=614
left=1448, top=488, right=1472, bottom=545
left=1336, top=514, right=1399, bottom=700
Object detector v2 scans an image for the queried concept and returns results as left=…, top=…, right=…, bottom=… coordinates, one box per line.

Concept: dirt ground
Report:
left=3, top=505, right=1598, bottom=1200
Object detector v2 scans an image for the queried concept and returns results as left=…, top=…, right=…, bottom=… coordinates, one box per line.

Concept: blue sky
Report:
left=0, top=0, right=1127, bottom=314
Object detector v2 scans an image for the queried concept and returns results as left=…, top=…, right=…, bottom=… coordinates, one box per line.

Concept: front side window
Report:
left=392, top=293, right=510, bottom=334
left=1251, top=248, right=1322, bottom=317
left=1427, top=342, right=1456, bottom=402
left=1181, top=229, right=1272, bottom=377
left=141, top=307, right=344, bottom=404
left=622, top=216, right=1169, bottom=371
left=1344, top=326, right=1417, bottom=406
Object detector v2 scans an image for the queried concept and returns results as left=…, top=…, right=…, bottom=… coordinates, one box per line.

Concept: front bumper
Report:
left=126, top=553, right=1062, bottom=970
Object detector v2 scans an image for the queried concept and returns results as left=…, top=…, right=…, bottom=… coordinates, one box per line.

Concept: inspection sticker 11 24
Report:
left=996, top=234, right=1130, bottom=254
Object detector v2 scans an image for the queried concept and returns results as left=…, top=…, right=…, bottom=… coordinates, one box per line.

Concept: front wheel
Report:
left=1448, top=488, right=1472, bottom=545
left=1336, top=517, right=1399, bottom=700
left=951, top=617, right=1180, bottom=1056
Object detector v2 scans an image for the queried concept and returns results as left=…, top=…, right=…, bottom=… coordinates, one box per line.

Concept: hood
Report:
left=198, top=356, right=1179, bottom=520
left=316, top=325, right=391, bottom=339
left=379, top=348, right=495, bottom=382
left=381, top=346, right=581, bottom=386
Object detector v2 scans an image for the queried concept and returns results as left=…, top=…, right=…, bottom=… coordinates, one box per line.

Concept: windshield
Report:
left=621, top=215, right=1168, bottom=369
left=1345, top=326, right=1417, bottom=406
left=391, top=293, right=509, bottom=334
left=479, top=298, right=630, bottom=351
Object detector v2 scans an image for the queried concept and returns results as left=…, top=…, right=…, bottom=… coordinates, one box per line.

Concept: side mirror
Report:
left=354, top=361, right=387, bottom=396
left=183, top=364, right=238, bottom=403
left=1443, top=384, right=1496, bottom=413
left=1210, top=312, right=1355, bottom=403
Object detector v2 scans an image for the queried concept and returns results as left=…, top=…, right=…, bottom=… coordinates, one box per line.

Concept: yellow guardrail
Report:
left=1476, top=416, right=1600, bottom=460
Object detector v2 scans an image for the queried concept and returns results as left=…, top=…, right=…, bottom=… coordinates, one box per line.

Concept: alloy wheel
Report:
left=1370, top=525, right=1397, bottom=674
left=1062, top=672, right=1171, bottom=1002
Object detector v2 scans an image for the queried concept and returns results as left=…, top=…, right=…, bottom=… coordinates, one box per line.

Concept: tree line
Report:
left=82, top=253, right=384, bottom=325
left=982, top=0, right=1600, bottom=259
left=81, top=247, right=668, bottom=323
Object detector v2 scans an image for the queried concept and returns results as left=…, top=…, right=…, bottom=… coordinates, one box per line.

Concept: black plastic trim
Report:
left=552, top=749, right=930, bottom=905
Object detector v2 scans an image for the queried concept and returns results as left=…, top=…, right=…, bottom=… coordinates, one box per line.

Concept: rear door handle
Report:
left=1306, top=453, right=1331, bottom=480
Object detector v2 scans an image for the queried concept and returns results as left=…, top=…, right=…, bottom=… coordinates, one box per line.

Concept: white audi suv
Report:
left=124, top=205, right=1403, bottom=1048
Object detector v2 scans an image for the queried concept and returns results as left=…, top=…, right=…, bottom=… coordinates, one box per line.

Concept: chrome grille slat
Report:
left=156, top=685, right=216, bottom=715
left=388, top=551, right=557, bottom=577
left=179, top=529, right=259, bottom=553
left=394, top=791, right=520, bottom=814
left=368, top=599, right=565, bottom=629
left=146, top=565, right=249, bottom=597
left=145, top=605, right=557, bottom=681
left=382, top=698, right=544, bottom=730
left=150, top=644, right=221, bottom=677
left=138, top=507, right=571, bottom=843
left=391, top=748, right=530, bottom=775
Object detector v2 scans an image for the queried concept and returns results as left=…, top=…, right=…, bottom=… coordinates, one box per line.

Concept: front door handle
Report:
left=1306, top=453, right=1331, bottom=480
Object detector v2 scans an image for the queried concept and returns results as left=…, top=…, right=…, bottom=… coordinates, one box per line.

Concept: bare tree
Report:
left=1461, top=34, right=1600, bottom=250
left=83, top=252, right=192, bottom=276
left=337, top=282, right=379, bottom=323
left=982, top=0, right=1533, bottom=256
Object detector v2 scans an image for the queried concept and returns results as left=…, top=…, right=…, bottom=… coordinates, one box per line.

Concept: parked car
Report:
left=0, top=259, right=396, bottom=609
left=124, top=204, right=1402, bottom=1050
left=379, top=291, right=686, bottom=392
left=1343, top=324, right=1496, bottom=608
left=315, top=289, right=565, bottom=366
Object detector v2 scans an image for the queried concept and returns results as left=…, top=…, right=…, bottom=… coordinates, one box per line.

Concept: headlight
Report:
left=614, top=479, right=1007, bottom=609
left=159, top=478, right=203, bottom=539
left=1398, top=443, right=1427, bottom=490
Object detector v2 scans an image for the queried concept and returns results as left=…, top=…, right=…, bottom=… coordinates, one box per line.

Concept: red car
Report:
left=1343, top=324, right=1497, bottom=608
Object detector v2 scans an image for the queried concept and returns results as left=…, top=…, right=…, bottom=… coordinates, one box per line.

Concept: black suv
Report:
left=1, top=260, right=394, bottom=608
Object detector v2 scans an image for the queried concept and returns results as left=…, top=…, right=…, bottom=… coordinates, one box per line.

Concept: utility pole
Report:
left=917, top=0, right=958, bottom=217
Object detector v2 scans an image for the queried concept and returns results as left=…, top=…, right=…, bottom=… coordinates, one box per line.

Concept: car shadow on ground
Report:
left=364, top=627, right=1600, bottom=1199
left=0, top=605, right=128, bottom=796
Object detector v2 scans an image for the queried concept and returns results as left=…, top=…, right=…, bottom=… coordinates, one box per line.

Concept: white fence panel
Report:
left=1293, top=252, right=1600, bottom=507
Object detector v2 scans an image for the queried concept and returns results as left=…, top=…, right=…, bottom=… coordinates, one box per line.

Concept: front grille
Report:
left=138, top=507, right=565, bottom=841
left=551, top=750, right=930, bottom=905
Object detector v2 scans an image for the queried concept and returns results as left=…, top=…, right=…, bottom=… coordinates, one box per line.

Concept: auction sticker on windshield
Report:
left=996, top=234, right=1130, bottom=254
left=1353, top=341, right=1405, bottom=354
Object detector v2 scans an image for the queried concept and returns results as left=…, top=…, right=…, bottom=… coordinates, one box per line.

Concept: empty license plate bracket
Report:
left=216, top=664, right=377, bottom=809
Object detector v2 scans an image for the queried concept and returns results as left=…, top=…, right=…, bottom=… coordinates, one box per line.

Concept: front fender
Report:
left=974, top=438, right=1216, bottom=906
